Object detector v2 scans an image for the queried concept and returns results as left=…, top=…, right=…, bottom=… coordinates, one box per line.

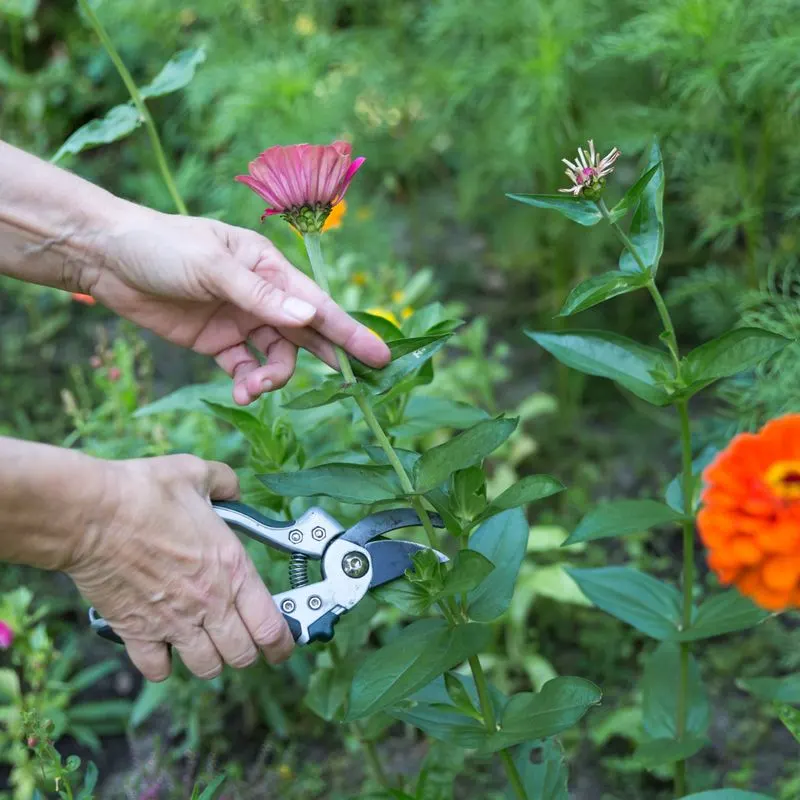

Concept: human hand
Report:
left=85, top=207, right=390, bottom=405
left=65, top=454, right=294, bottom=681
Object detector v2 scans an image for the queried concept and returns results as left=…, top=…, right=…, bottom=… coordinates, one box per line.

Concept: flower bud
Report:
left=0, top=620, right=14, bottom=650
left=108, top=367, right=122, bottom=382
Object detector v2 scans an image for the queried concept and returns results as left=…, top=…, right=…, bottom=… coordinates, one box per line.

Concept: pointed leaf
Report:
left=353, top=336, right=451, bottom=395
left=305, top=666, right=351, bottom=721
left=682, top=328, right=790, bottom=393
left=568, top=567, right=683, bottom=640
left=635, top=736, right=706, bottom=767
left=510, top=738, right=569, bottom=800
left=559, top=271, right=648, bottom=317
left=679, top=590, right=771, bottom=642
left=140, top=48, right=206, bottom=99
left=642, top=643, right=709, bottom=740
left=619, top=143, right=665, bottom=275
left=389, top=396, right=489, bottom=439
left=52, top=104, right=142, bottom=162
left=130, top=677, right=172, bottom=728
left=506, top=194, right=603, bottom=226
left=134, top=382, right=234, bottom=416
left=259, top=463, right=403, bottom=504
left=528, top=330, right=672, bottom=406
left=437, top=550, right=494, bottom=598
left=196, top=774, right=227, bottom=800
left=739, top=673, right=800, bottom=705
left=680, top=793, right=773, bottom=799
left=610, top=163, right=661, bottom=219
left=564, top=500, right=684, bottom=546
left=468, top=509, right=529, bottom=622
left=282, top=379, right=352, bottom=410
left=351, top=311, right=405, bottom=342
left=414, top=417, right=518, bottom=493
left=346, top=619, right=491, bottom=720
left=473, top=475, right=565, bottom=526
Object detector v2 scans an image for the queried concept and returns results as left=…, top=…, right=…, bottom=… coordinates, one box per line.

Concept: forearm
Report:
left=0, top=436, right=113, bottom=571
left=0, top=140, right=131, bottom=292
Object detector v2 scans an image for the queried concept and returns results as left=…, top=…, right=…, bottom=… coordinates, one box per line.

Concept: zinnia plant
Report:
left=510, top=139, right=790, bottom=796
left=236, top=142, right=602, bottom=798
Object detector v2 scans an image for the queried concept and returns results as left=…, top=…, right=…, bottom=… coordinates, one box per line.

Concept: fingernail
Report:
left=282, top=296, right=316, bottom=322
left=261, top=378, right=273, bottom=392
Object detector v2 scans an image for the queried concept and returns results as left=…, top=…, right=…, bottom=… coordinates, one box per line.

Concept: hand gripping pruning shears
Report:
left=88, top=501, right=447, bottom=646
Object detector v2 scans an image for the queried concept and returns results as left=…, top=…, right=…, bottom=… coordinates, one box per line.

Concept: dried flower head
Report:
left=236, top=141, right=364, bottom=233
left=0, top=620, right=14, bottom=650
left=698, top=414, right=800, bottom=611
left=559, top=140, right=620, bottom=199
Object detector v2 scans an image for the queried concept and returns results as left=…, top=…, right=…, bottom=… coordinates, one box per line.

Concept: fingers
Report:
left=235, top=560, right=295, bottom=664
left=205, top=460, right=240, bottom=500
left=212, top=260, right=319, bottom=329
left=126, top=640, right=172, bottom=683
left=173, top=628, right=224, bottom=680
left=277, top=325, right=339, bottom=371
left=203, top=609, right=259, bottom=670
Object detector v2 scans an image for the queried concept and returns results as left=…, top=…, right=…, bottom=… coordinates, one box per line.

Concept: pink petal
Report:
left=334, top=156, right=365, bottom=203
left=0, top=621, right=13, bottom=650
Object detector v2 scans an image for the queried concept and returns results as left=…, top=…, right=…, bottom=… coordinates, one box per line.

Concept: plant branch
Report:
left=77, top=0, right=188, bottom=216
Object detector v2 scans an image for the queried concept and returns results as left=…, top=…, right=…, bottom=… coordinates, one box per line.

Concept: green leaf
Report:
left=414, top=417, right=518, bottom=493
left=389, top=396, right=489, bottom=439
left=610, top=162, right=661, bottom=220
left=130, top=678, right=173, bottom=728
left=568, top=567, right=683, bottom=640
left=778, top=704, right=800, bottom=744
left=473, top=475, right=565, bottom=526
left=415, top=740, right=466, bottom=800
left=483, top=677, right=602, bottom=752
left=665, top=446, right=719, bottom=514
left=282, top=379, right=352, bottom=410
left=468, top=509, right=529, bottom=622
left=444, top=672, right=480, bottom=719
left=196, top=774, right=227, bottom=800
left=1, top=0, right=38, bottom=20
left=69, top=659, right=120, bottom=694
left=140, top=48, right=206, bottom=99
left=506, top=194, right=603, bottom=226
left=259, top=463, right=403, bottom=504
left=739, top=673, right=800, bottom=705
left=134, top=382, right=233, bottom=416
left=346, top=619, right=491, bottom=720
left=682, top=328, right=791, bottom=394
left=68, top=699, right=132, bottom=725
left=558, top=271, right=648, bottom=317
left=437, top=550, right=495, bottom=598
left=528, top=331, right=672, bottom=406
left=0, top=668, right=22, bottom=702
left=52, top=104, right=143, bottom=162
left=642, top=643, right=709, bottom=740
left=351, top=311, right=405, bottom=341
left=564, top=500, right=683, bottom=546
left=635, top=736, right=706, bottom=767
left=372, top=577, right=431, bottom=615
left=77, top=761, right=99, bottom=799
left=305, top=667, right=350, bottom=722
left=353, top=336, right=452, bottom=395
left=680, top=792, right=774, bottom=799
left=680, top=590, right=771, bottom=642
left=619, top=142, right=665, bottom=275
left=510, top=739, right=569, bottom=800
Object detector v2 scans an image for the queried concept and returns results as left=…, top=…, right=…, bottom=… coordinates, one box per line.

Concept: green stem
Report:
left=77, top=0, right=188, bottom=216
left=304, top=231, right=527, bottom=798
left=329, top=642, right=392, bottom=789
left=674, top=399, right=695, bottom=797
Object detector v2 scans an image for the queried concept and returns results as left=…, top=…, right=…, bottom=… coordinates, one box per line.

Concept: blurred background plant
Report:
left=3, top=0, right=800, bottom=797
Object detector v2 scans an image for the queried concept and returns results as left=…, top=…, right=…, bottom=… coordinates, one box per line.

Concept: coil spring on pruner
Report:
left=289, top=553, right=310, bottom=588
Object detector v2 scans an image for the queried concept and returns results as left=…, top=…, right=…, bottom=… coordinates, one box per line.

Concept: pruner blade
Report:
left=365, top=539, right=448, bottom=589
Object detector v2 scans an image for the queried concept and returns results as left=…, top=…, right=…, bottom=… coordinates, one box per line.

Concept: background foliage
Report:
left=3, top=0, right=800, bottom=797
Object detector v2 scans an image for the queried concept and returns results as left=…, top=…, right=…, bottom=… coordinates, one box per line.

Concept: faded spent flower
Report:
left=698, top=414, right=800, bottom=611
left=560, top=139, right=620, bottom=199
left=0, top=620, right=13, bottom=650
left=236, top=141, right=364, bottom=233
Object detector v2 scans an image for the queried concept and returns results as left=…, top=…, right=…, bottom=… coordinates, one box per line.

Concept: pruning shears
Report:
left=88, top=501, right=447, bottom=646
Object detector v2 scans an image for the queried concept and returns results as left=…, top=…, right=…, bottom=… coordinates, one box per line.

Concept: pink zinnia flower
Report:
left=0, top=620, right=14, bottom=650
left=559, top=140, right=620, bottom=198
left=235, top=141, right=365, bottom=233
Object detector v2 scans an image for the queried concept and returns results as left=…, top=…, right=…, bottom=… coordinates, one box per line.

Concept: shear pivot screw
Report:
left=342, top=552, right=369, bottom=579
left=308, top=595, right=322, bottom=610
left=289, top=530, right=303, bottom=544
left=312, top=526, right=326, bottom=541
left=281, top=599, right=296, bottom=614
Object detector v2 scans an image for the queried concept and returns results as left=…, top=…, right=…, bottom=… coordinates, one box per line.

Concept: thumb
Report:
left=213, top=261, right=318, bottom=327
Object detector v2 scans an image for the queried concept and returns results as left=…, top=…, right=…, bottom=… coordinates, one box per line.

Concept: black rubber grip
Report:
left=306, top=610, right=340, bottom=644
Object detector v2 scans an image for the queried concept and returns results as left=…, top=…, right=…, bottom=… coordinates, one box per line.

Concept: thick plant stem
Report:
left=304, top=232, right=528, bottom=799
left=330, top=643, right=392, bottom=789
left=77, top=0, right=188, bottom=216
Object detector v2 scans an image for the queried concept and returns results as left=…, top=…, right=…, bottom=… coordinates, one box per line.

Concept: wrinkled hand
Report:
left=67, top=454, right=293, bottom=681
left=88, top=208, right=390, bottom=404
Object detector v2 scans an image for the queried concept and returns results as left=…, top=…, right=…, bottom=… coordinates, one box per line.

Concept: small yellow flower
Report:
left=294, top=13, right=316, bottom=36
left=178, top=8, right=197, bottom=26
left=352, top=271, right=368, bottom=287
left=356, top=207, right=373, bottom=221
left=366, top=307, right=401, bottom=328
left=391, top=290, right=405, bottom=304
left=401, top=307, right=413, bottom=320
left=278, top=764, right=294, bottom=780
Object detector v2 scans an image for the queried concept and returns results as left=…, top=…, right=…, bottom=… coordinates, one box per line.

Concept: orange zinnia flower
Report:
left=698, top=414, right=800, bottom=611
left=71, top=292, right=96, bottom=306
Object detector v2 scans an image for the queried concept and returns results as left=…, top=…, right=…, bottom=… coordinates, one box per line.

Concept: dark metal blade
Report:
left=365, top=539, right=448, bottom=588
left=343, top=508, right=445, bottom=547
